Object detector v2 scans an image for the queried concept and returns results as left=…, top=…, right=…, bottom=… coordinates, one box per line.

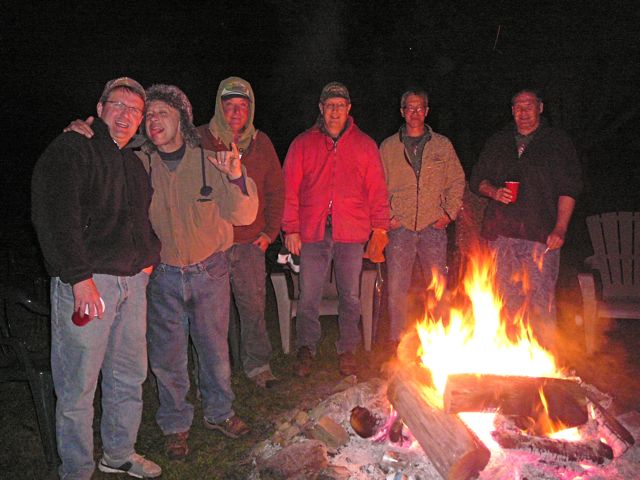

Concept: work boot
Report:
left=250, top=370, right=280, bottom=388
left=295, top=346, right=313, bottom=377
left=339, top=351, right=357, bottom=376
left=204, top=415, right=251, bottom=439
left=165, top=431, right=189, bottom=460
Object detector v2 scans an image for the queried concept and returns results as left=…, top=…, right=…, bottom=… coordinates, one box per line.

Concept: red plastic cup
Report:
left=72, top=298, right=105, bottom=326
left=504, top=181, right=520, bottom=202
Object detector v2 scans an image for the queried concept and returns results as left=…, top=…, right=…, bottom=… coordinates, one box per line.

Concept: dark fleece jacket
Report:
left=32, top=118, right=160, bottom=285
left=470, top=119, right=582, bottom=244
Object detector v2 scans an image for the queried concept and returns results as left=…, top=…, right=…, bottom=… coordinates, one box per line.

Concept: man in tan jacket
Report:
left=379, top=88, right=465, bottom=346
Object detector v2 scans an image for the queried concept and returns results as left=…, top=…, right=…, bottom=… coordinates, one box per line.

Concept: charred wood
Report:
left=491, top=429, right=613, bottom=464
left=444, top=374, right=588, bottom=435
left=585, top=395, right=635, bottom=457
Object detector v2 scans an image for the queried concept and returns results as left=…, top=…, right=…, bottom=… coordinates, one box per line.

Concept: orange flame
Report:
left=416, top=249, right=561, bottom=399
left=404, top=247, right=583, bottom=441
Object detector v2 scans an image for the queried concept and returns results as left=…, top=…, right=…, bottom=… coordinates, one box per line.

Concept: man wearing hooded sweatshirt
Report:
left=64, top=84, right=258, bottom=460
left=282, top=82, right=390, bottom=378
left=197, top=77, right=284, bottom=389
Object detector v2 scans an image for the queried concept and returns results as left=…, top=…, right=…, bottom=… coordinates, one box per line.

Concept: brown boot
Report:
left=204, top=415, right=251, bottom=439
left=165, top=431, right=189, bottom=460
left=295, top=346, right=313, bottom=377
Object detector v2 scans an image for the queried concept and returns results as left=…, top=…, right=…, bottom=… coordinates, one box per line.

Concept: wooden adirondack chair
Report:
left=577, top=212, right=640, bottom=354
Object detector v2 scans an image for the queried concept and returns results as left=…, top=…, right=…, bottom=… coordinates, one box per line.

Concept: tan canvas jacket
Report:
left=380, top=126, right=465, bottom=231
left=138, top=146, right=258, bottom=266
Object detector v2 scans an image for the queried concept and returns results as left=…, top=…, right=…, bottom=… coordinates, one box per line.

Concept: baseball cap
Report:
left=319, top=82, right=350, bottom=103
left=100, top=77, right=146, bottom=102
left=220, top=79, right=251, bottom=100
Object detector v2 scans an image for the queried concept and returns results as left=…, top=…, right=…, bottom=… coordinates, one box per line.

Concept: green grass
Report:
left=3, top=271, right=640, bottom=479
left=1, top=309, right=393, bottom=479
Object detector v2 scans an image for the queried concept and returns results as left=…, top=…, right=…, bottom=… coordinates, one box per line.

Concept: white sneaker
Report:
left=98, top=452, right=162, bottom=478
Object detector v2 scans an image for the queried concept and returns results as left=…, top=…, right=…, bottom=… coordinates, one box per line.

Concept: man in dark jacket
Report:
left=470, top=89, right=582, bottom=348
left=31, top=78, right=162, bottom=480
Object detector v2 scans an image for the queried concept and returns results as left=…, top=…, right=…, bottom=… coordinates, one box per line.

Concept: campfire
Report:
left=384, top=248, right=635, bottom=479
left=250, top=248, right=638, bottom=479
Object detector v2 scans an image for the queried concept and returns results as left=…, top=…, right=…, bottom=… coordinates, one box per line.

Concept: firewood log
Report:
left=444, top=374, right=588, bottom=434
left=585, top=395, right=635, bottom=457
left=387, top=367, right=490, bottom=480
left=491, top=429, right=613, bottom=464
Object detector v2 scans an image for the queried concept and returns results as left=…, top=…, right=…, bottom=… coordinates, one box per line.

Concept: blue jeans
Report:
left=386, top=226, right=448, bottom=341
left=490, top=235, right=560, bottom=346
left=146, top=251, right=234, bottom=434
left=226, top=243, right=272, bottom=378
left=51, top=271, right=149, bottom=480
left=296, top=227, right=364, bottom=355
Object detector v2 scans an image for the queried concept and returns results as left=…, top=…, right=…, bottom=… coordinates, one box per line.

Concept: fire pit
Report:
left=249, top=250, right=639, bottom=479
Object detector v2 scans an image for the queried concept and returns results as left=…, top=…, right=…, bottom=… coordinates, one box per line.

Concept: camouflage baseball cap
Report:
left=319, top=82, right=350, bottom=103
left=220, top=78, right=251, bottom=100
left=100, top=77, right=146, bottom=102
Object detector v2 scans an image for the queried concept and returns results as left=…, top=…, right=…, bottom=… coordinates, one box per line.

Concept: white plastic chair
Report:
left=270, top=262, right=377, bottom=354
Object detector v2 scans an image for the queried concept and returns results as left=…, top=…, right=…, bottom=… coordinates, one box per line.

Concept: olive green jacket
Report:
left=380, top=126, right=465, bottom=231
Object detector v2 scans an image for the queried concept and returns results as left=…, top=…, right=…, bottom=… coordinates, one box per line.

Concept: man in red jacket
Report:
left=282, top=82, right=390, bottom=377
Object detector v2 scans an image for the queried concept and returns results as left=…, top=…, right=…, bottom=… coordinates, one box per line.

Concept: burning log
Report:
left=387, top=367, right=490, bottom=480
left=444, top=374, right=588, bottom=434
left=491, top=429, right=613, bottom=464
left=585, top=394, right=635, bottom=457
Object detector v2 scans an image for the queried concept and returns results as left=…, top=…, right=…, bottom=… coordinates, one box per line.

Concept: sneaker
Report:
left=250, top=370, right=279, bottom=388
left=165, top=431, right=189, bottom=460
left=204, top=415, right=250, bottom=439
left=339, top=352, right=357, bottom=376
left=295, top=346, right=313, bottom=377
left=98, top=452, right=162, bottom=478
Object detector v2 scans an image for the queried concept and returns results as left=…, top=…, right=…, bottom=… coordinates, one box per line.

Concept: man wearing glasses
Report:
left=32, top=78, right=162, bottom=479
left=282, top=82, right=390, bottom=377
left=379, top=88, right=465, bottom=349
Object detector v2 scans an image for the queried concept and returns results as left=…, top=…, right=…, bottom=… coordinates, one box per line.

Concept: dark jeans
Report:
left=226, top=243, right=273, bottom=378
left=296, top=227, right=365, bottom=355
left=146, top=251, right=235, bottom=435
left=386, top=226, right=448, bottom=341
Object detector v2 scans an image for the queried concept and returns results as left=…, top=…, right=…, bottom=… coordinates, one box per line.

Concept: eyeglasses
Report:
left=103, top=101, right=144, bottom=118
left=323, top=102, right=349, bottom=112
left=403, top=106, right=426, bottom=114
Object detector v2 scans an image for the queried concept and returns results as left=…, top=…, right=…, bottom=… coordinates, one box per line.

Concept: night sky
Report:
left=2, top=1, right=639, bottom=234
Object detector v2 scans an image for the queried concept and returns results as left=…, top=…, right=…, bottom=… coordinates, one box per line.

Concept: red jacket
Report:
left=282, top=118, right=390, bottom=243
